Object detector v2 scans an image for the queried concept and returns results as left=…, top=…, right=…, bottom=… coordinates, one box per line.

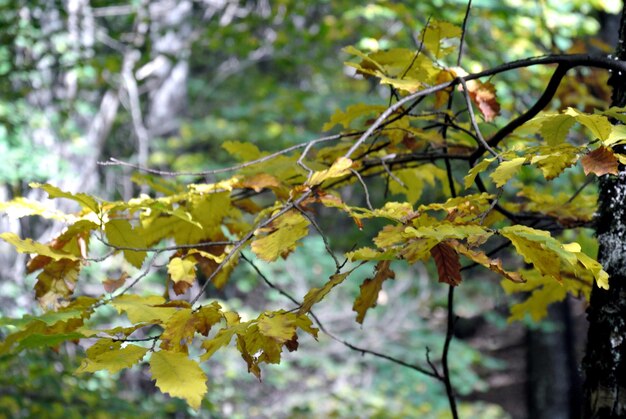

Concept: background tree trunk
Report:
left=583, top=2, right=626, bottom=417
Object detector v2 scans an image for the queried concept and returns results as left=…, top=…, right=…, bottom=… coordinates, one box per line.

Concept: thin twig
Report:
left=99, top=133, right=349, bottom=177
left=442, top=287, right=459, bottom=419
left=294, top=205, right=341, bottom=271
left=566, top=175, right=594, bottom=204
left=97, top=236, right=235, bottom=252
left=113, top=251, right=162, bottom=298
left=458, top=77, right=501, bottom=160
left=350, top=169, right=374, bottom=210
left=380, top=158, right=406, bottom=187
left=242, top=253, right=441, bottom=380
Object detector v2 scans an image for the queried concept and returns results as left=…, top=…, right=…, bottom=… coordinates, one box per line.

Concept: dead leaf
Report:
left=430, top=242, right=462, bottom=286
left=581, top=146, right=618, bottom=176
left=103, top=272, right=129, bottom=293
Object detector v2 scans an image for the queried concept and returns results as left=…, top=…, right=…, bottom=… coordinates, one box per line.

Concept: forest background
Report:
left=0, top=1, right=623, bottom=418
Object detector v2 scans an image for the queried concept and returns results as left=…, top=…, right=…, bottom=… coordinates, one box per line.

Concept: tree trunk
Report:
left=528, top=299, right=581, bottom=419
left=583, top=3, right=626, bottom=417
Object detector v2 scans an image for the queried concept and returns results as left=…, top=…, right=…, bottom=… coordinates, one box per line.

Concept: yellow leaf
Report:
left=251, top=210, right=309, bottom=262
left=420, top=19, right=462, bottom=58
left=194, top=302, right=224, bottom=336
left=346, top=247, right=395, bottom=261
left=529, top=144, right=581, bottom=180
left=490, top=157, right=526, bottom=187
left=160, top=309, right=196, bottom=352
left=77, top=342, right=148, bottom=374
left=258, top=311, right=297, bottom=343
left=111, top=295, right=178, bottom=324
left=307, top=157, right=353, bottom=186
left=30, top=183, right=100, bottom=213
left=502, top=271, right=568, bottom=322
left=565, top=108, right=612, bottom=141
left=168, top=257, right=196, bottom=285
left=356, top=201, right=417, bottom=222
left=603, top=124, right=626, bottom=146
left=501, top=270, right=591, bottom=322
left=150, top=350, right=207, bottom=410
left=0, top=233, right=79, bottom=261
left=388, top=165, right=448, bottom=204
left=0, top=197, right=72, bottom=221
left=353, top=261, right=395, bottom=324
left=576, top=252, right=609, bottom=290
left=450, top=241, right=523, bottom=283
left=404, top=223, right=492, bottom=243
left=105, top=219, right=147, bottom=268
left=500, top=225, right=578, bottom=281
left=298, top=270, right=354, bottom=315
left=400, top=238, right=439, bottom=263
left=464, top=158, right=494, bottom=189
left=200, top=323, right=248, bottom=361
left=539, top=114, right=575, bottom=145
left=373, top=224, right=408, bottom=248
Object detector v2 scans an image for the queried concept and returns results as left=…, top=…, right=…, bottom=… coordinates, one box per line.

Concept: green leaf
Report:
left=16, top=332, right=85, bottom=351
left=222, top=141, right=262, bottom=161
left=150, top=350, right=208, bottom=410
left=105, top=219, right=147, bottom=268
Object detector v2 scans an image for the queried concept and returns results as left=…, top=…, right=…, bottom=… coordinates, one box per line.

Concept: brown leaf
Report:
left=352, top=260, right=395, bottom=324
left=581, top=146, right=618, bottom=176
left=430, top=242, right=462, bottom=286
left=449, top=240, right=524, bottom=283
left=237, top=173, right=281, bottom=193
left=103, top=272, right=129, bottom=293
left=173, top=280, right=193, bottom=295
left=467, top=80, right=500, bottom=122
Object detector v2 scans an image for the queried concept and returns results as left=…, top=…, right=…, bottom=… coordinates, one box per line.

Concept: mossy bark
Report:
left=583, top=3, right=626, bottom=417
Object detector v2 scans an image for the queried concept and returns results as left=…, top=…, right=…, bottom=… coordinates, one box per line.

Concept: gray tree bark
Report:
left=583, top=2, right=626, bottom=417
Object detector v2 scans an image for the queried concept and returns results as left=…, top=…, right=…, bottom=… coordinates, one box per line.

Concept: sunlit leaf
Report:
left=150, top=350, right=207, bottom=410
left=251, top=209, right=309, bottom=262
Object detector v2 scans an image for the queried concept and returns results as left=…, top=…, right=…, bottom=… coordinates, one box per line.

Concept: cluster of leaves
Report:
left=1, top=17, right=622, bottom=409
